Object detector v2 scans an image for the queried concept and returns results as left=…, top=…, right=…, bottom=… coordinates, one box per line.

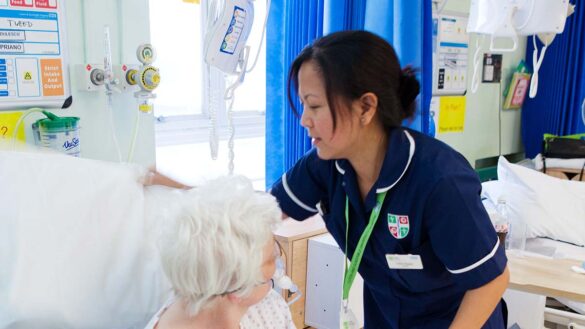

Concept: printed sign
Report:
left=40, top=58, right=63, bottom=96
left=438, top=96, right=466, bottom=133
left=0, top=2, right=71, bottom=110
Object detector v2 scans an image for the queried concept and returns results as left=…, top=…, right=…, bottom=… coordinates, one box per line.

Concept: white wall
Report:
left=19, top=0, right=155, bottom=166
left=435, top=0, right=525, bottom=166
left=67, top=0, right=155, bottom=165
left=31, top=0, right=526, bottom=168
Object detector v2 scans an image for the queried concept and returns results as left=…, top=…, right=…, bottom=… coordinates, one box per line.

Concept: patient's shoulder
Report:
left=144, top=297, right=188, bottom=329
left=240, top=290, right=296, bottom=329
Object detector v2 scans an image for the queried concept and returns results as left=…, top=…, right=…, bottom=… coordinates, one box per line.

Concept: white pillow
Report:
left=0, top=150, right=172, bottom=329
left=481, top=180, right=544, bottom=239
left=490, top=157, right=585, bottom=246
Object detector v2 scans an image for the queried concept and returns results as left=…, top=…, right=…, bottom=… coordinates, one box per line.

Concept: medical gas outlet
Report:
left=125, top=65, right=160, bottom=93
left=76, top=64, right=107, bottom=92
left=124, top=44, right=160, bottom=113
left=114, top=64, right=139, bottom=92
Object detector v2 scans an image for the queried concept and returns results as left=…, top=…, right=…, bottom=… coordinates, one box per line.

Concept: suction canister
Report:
left=35, top=111, right=80, bottom=157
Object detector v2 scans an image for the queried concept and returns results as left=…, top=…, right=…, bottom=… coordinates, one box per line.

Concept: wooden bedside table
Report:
left=274, top=215, right=328, bottom=329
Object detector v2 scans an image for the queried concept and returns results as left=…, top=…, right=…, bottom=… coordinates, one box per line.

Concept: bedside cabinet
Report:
left=274, top=215, right=328, bottom=329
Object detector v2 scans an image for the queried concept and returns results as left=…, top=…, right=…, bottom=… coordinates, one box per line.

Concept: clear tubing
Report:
left=106, top=94, right=123, bottom=162
left=126, top=101, right=142, bottom=163
left=10, top=107, right=45, bottom=149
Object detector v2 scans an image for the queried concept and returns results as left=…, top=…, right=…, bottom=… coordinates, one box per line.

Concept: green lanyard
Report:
left=342, top=192, right=387, bottom=302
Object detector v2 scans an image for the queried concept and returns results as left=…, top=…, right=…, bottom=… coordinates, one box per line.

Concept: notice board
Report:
left=0, top=0, right=71, bottom=110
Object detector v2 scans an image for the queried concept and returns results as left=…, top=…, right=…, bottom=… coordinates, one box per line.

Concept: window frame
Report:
left=150, top=0, right=266, bottom=147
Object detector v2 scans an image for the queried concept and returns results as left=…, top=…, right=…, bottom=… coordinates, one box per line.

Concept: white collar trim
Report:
left=335, top=161, right=346, bottom=175
left=376, top=130, right=416, bottom=193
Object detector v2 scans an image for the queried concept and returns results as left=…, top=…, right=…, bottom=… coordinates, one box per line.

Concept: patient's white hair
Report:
left=159, top=175, right=281, bottom=315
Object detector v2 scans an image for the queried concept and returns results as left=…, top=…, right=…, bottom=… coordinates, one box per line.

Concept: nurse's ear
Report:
left=357, top=92, right=378, bottom=126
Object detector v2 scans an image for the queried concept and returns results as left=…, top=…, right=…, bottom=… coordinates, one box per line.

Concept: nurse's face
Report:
left=298, top=60, right=361, bottom=160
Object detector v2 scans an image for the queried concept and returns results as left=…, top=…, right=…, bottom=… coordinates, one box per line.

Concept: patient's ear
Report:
left=226, top=293, right=242, bottom=303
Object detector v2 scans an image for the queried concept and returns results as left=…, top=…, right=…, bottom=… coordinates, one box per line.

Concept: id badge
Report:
left=340, top=307, right=359, bottom=329
left=385, top=254, right=423, bottom=269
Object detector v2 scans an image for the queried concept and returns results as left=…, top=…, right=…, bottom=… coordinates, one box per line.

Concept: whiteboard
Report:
left=0, top=0, right=71, bottom=110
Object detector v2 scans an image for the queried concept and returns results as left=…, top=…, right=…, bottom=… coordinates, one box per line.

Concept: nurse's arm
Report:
left=449, top=266, right=510, bottom=329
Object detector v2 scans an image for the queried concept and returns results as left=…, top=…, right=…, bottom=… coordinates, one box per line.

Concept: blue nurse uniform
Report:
left=270, top=128, right=508, bottom=328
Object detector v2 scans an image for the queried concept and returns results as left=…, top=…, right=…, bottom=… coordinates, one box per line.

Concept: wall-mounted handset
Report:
left=204, top=0, right=254, bottom=76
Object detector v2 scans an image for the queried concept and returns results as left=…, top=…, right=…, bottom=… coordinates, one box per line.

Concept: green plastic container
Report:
left=35, top=111, right=81, bottom=157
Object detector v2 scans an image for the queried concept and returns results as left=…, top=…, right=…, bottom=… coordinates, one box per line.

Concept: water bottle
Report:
left=497, top=198, right=526, bottom=254
left=495, top=198, right=510, bottom=249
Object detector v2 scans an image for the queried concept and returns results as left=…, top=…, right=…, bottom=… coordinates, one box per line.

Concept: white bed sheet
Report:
left=525, top=238, right=585, bottom=314
left=0, top=150, right=173, bottom=329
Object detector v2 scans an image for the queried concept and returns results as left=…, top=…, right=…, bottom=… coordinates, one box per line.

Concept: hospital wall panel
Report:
left=60, top=0, right=155, bottom=165
left=434, top=0, right=526, bottom=167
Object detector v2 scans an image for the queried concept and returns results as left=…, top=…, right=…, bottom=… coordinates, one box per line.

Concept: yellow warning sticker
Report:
left=0, top=112, right=25, bottom=142
left=438, top=96, right=466, bottom=133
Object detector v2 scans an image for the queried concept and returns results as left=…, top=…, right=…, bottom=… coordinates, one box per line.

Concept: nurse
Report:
left=269, top=30, right=510, bottom=328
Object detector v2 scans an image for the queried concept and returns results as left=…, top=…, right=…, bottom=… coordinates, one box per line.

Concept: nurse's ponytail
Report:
left=399, top=66, right=420, bottom=120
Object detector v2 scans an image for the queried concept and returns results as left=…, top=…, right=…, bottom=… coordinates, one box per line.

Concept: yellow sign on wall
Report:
left=438, top=96, right=466, bottom=133
left=0, top=112, right=25, bottom=142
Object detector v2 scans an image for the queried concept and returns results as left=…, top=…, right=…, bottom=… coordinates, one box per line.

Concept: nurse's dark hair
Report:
left=287, top=30, right=420, bottom=130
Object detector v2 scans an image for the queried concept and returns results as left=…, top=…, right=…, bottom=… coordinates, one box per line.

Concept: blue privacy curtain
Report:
left=521, top=1, right=585, bottom=158
left=265, top=0, right=325, bottom=189
left=265, top=0, right=432, bottom=187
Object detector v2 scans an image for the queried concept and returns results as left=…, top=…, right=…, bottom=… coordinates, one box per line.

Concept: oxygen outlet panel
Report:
left=114, top=64, right=140, bottom=92
left=75, top=64, right=105, bottom=92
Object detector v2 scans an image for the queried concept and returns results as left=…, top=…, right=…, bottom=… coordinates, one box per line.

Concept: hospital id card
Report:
left=386, top=254, right=423, bottom=270
left=339, top=307, right=359, bottom=329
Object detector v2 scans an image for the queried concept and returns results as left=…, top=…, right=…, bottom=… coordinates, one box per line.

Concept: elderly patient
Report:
left=145, top=176, right=295, bottom=329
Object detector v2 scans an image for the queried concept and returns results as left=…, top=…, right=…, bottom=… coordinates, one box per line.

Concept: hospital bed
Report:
left=0, top=149, right=300, bottom=329
left=0, top=150, right=173, bottom=328
left=483, top=157, right=585, bottom=329
left=506, top=238, right=585, bottom=328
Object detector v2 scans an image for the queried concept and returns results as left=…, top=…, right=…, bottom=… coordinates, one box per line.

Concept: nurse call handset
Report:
left=204, top=0, right=254, bottom=76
